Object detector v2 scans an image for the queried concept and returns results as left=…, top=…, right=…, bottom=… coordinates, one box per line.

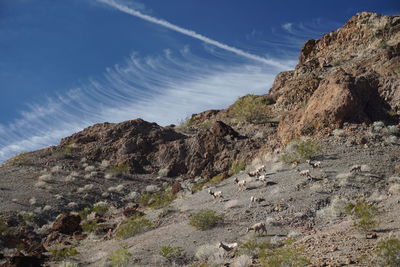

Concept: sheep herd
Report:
left=203, top=159, right=366, bottom=247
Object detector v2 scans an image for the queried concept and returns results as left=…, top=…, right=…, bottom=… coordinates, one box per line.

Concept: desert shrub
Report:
left=78, top=207, right=92, bottom=220
left=49, top=246, right=78, bottom=260
left=372, top=237, right=400, bottom=266
left=280, top=139, right=320, bottom=164
left=115, top=216, right=153, bottom=239
left=239, top=239, right=273, bottom=257
left=228, top=160, right=246, bottom=176
left=19, top=212, right=36, bottom=224
left=6, top=152, right=29, bottom=165
left=232, top=254, right=253, bottom=267
left=0, top=217, right=8, bottom=235
left=92, top=202, right=109, bottom=215
left=107, top=163, right=130, bottom=175
left=228, top=94, right=273, bottom=124
left=344, top=198, right=378, bottom=231
left=332, top=58, right=342, bottom=66
left=159, top=245, right=186, bottom=263
left=191, top=179, right=208, bottom=193
left=139, top=189, right=175, bottom=209
left=81, top=220, right=98, bottom=232
left=110, top=248, right=132, bottom=267
left=208, top=173, right=226, bottom=185
left=378, top=40, right=388, bottom=48
left=61, top=143, right=77, bottom=158
left=259, top=245, right=309, bottom=267
left=189, top=210, right=223, bottom=230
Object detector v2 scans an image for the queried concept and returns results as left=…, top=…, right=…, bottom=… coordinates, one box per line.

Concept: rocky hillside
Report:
left=0, top=11, right=400, bottom=267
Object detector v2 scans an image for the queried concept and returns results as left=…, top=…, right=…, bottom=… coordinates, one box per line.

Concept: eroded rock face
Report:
left=60, top=119, right=256, bottom=179
left=277, top=70, right=390, bottom=142
left=270, top=12, right=400, bottom=142
left=51, top=213, right=81, bottom=235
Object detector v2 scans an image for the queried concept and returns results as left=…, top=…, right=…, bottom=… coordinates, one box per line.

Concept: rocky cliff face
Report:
left=60, top=119, right=260, bottom=179
left=269, top=12, right=400, bottom=142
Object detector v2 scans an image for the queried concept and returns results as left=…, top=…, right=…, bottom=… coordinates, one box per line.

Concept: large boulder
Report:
left=277, top=70, right=389, bottom=142
left=51, top=213, right=81, bottom=235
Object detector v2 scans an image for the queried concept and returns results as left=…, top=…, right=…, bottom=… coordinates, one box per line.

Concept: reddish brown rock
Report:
left=51, top=213, right=81, bottom=235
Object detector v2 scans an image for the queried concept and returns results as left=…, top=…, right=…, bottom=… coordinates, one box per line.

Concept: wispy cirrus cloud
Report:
left=0, top=47, right=293, bottom=161
left=281, top=22, right=294, bottom=33
left=97, top=0, right=291, bottom=70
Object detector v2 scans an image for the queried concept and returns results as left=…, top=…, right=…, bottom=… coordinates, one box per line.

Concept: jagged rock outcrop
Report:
left=61, top=119, right=258, bottom=178
left=268, top=12, right=400, bottom=142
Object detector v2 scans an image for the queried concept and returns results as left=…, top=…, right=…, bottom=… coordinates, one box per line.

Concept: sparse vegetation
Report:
left=239, top=239, right=272, bottom=257
left=378, top=39, right=388, bottom=48
left=0, top=217, right=8, bottom=235
left=61, top=143, right=77, bottom=158
left=139, top=189, right=175, bottom=209
left=78, top=207, right=92, bottom=220
left=49, top=246, right=79, bottom=260
left=115, top=215, right=153, bottom=239
left=228, top=94, right=273, bottom=124
left=189, top=209, right=223, bottom=230
left=110, top=248, right=132, bottom=267
left=344, top=198, right=378, bottom=231
left=228, top=160, right=246, bottom=176
left=6, top=152, right=29, bottom=165
left=19, top=212, right=36, bottom=224
left=280, top=139, right=320, bottom=164
left=107, top=163, right=130, bottom=175
left=259, top=244, right=309, bottom=267
left=159, top=245, right=186, bottom=263
left=81, top=219, right=98, bottom=232
left=208, top=173, right=226, bottom=185
left=332, top=58, right=342, bottom=66
left=372, top=237, right=400, bottom=266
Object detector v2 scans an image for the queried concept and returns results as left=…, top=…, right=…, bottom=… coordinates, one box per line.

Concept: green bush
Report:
left=107, top=163, right=130, bottom=175
left=228, top=160, right=246, bottom=176
left=78, top=207, right=92, bottom=220
left=228, top=94, right=273, bottom=124
left=280, top=139, right=320, bottom=164
left=115, top=216, right=153, bottom=239
left=378, top=40, right=388, bottom=48
left=110, top=248, right=132, bottom=267
left=344, top=198, right=378, bottom=231
left=239, top=239, right=273, bottom=257
left=19, top=212, right=36, bottom=224
left=0, top=217, right=8, bottom=235
left=139, top=189, right=175, bottom=209
left=259, top=245, right=309, bottom=267
left=49, top=246, right=78, bottom=260
left=81, top=220, right=98, bottom=233
left=159, top=245, right=186, bottom=263
left=92, top=202, right=109, bottom=215
left=189, top=210, right=223, bottom=230
left=373, top=237, right=400, bottom=266
left=6, top=152, right=29, bottom=165
left=208, top=173, right=226, bottom=185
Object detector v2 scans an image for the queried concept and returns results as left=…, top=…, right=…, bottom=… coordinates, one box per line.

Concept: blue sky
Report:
left=0, top=0, right=398, bottom=161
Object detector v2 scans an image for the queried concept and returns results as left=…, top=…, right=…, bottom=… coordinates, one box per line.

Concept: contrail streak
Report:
left=97, top=0, right=289, bottom=69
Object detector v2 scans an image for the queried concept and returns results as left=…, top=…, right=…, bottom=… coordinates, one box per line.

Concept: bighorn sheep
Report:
left=247, top=165, right=265, bottom=177
left=350, top=164, right=362, bottom=173
left=234, top=177, right=247, bottom=190
left=250, top=196, right=265, bottom=203
left=296, top=169, right=312, bottom=178
left=257, top=174, right=267, bottom=182
left=208, top=189, right=223, bottom=199
left=249, top=196, right=265, bottom=207
left=306, top=160, right=321, bottom=168
left=246, top=222, right=267, bottom=235
left=218, top=241, right=238, bottom=252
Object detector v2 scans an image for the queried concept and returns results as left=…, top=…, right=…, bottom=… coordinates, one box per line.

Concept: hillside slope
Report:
left=0, top=11, right=400, bottom=267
